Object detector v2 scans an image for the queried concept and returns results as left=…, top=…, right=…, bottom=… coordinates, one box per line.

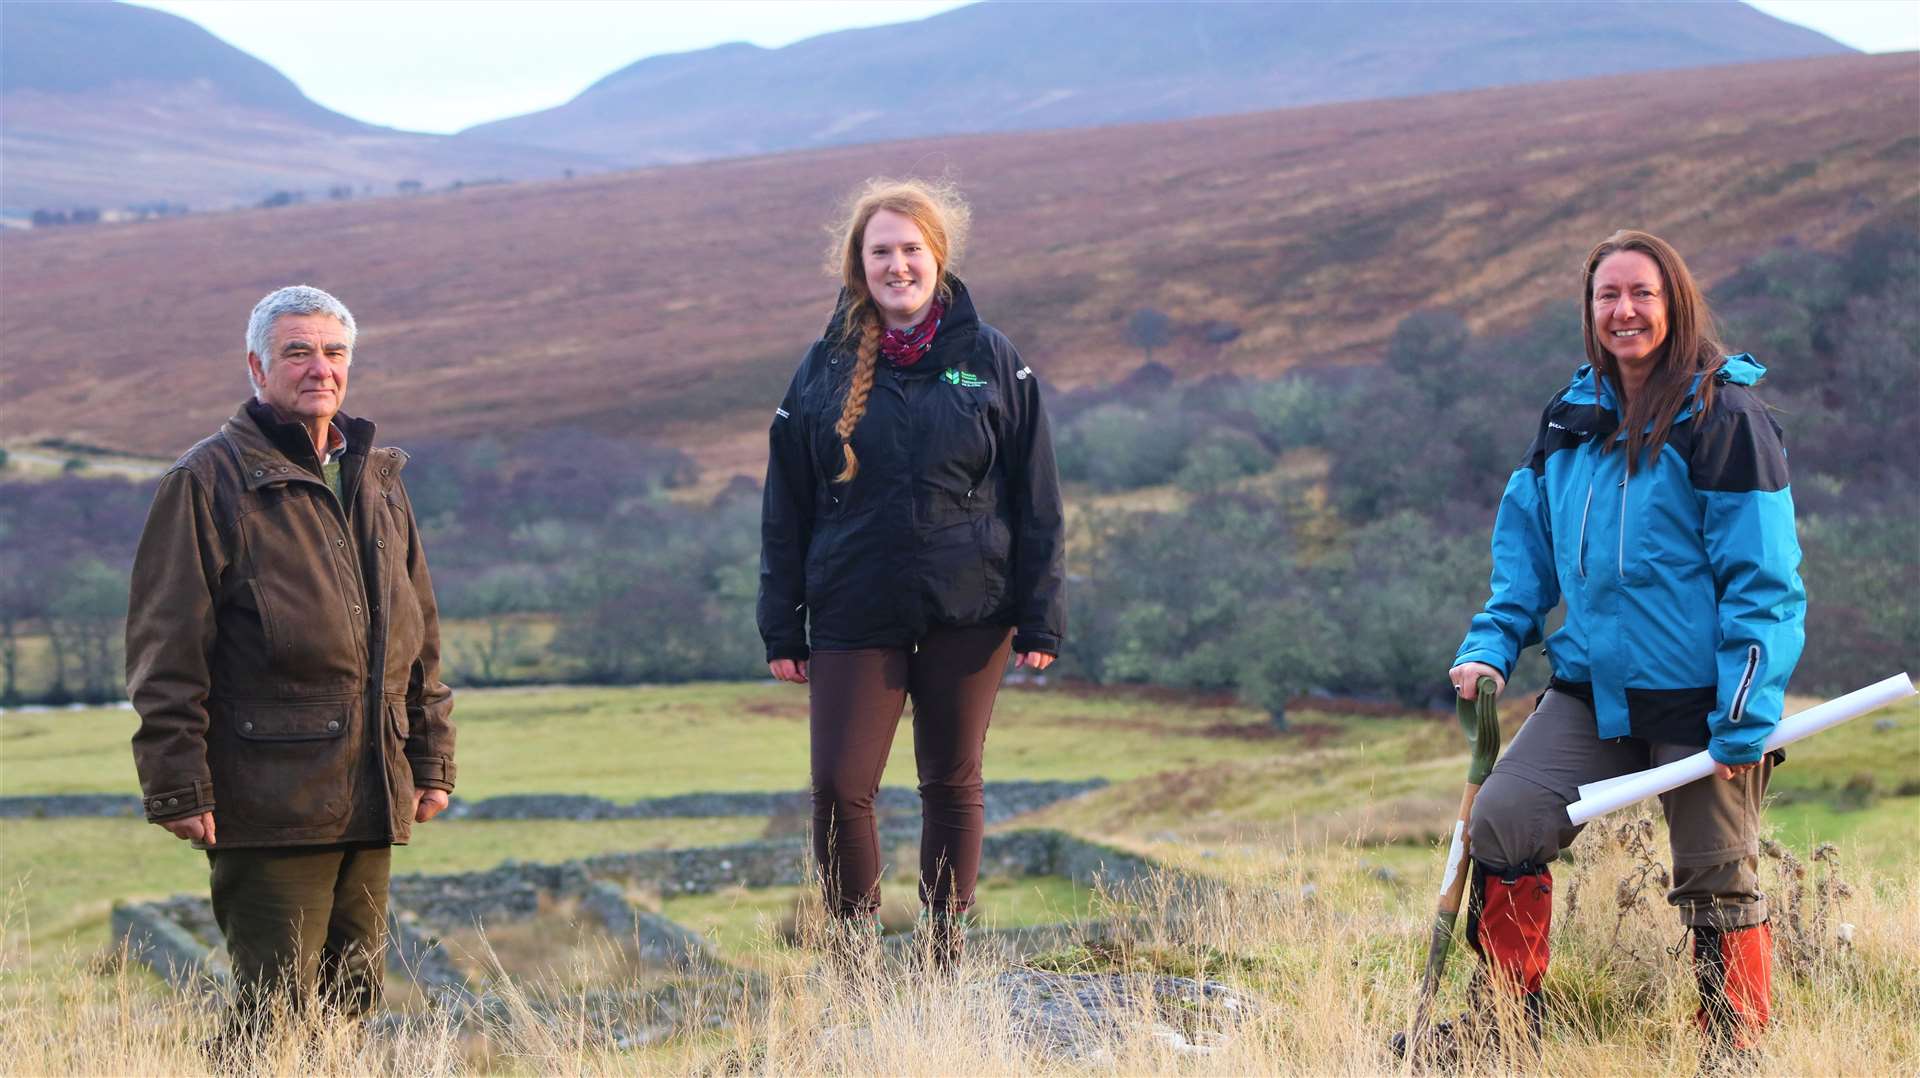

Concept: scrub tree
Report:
left=1125, top=308, right=1174, bottom=364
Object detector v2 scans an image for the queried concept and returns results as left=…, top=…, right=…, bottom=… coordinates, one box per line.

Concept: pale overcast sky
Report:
left=128, top=0, right=1919, bottom=135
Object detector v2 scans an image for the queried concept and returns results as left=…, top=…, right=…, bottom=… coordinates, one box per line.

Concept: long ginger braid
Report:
left=833, top=307, right=883, bottom=483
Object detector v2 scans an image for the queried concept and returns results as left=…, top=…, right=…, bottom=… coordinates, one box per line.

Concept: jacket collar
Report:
left=823, top=273, right=983, bottom=378
left=227, top=400, right=382, bottom=492
left=1560, top=353, right=1765, bottom=423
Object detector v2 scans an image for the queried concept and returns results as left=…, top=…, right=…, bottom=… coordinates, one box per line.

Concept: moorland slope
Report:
left=2, top=53, right=1914, bottom=477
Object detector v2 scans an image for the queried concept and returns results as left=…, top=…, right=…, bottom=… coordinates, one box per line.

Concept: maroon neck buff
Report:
left=878, top=299, right=944, bottom=367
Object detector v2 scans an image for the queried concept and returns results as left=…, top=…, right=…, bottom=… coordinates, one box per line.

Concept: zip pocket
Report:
left=1576, top=482, right=1595, bottom=579
left=966, top=404, right=998, bottom=501
left=1615, top=471, right=1630, bottom=580
left=247, top=579, right=283, bottom=654
left=1728, top=645, right=1760, bottom=724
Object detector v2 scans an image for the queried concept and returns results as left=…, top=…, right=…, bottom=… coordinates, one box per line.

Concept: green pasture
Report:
left=2, top=683, right=1915, bottom=973
left=0, top=682, right=1425, bottom=799
left=2, top=616, right=568, bottom=702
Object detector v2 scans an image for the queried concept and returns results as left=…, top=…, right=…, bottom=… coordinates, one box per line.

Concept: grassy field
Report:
left=2, top=682, right=1915, bottom=1072
left=661, top=873, right=1096, bottom=968
left=0, top=681, right=1438, bottom=798
left=5, top=829, right=1914, bottom=1075
left=2, top=614, right=569, bottom=701
left=5, top=683, right=1913, bottom=919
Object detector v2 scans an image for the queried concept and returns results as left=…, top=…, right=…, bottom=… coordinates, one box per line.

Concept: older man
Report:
left=127, top=285, right=455, bottom=1034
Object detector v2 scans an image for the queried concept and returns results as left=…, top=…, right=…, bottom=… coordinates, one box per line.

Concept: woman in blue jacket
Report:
left=1445, top=230, right=1804, bottom=1059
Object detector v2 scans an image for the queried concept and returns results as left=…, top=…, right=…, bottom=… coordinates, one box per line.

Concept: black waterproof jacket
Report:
left=758, top=278, right=1065, bottom=661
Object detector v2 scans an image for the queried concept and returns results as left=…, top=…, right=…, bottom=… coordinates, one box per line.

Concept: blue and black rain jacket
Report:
left=1456, top=355, right=1806, bottom=765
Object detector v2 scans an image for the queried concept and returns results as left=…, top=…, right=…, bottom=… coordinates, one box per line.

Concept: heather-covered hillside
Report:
left=2, top=53, right=1913, bottom=476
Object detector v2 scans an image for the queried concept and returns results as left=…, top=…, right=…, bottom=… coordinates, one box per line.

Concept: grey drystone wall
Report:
left=3, top=778, right=1105, bottom=821
left=0, top=794, right=145, bottom=818
left=110, top=901, right=221, bottom=990
left=110, top=827, right=1165, bottom=1045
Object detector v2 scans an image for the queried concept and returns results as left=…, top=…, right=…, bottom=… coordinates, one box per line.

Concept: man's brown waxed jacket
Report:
left=127, top=401, right=455, bottom=848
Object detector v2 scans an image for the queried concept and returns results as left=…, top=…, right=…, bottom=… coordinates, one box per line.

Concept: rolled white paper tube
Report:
left=1566, top=672, right=1915, bottom=826
left=1574, top=770, right=1636, bottom=799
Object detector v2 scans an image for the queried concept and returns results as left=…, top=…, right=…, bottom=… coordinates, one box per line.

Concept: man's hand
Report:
left=769, top=658, right=809, bottom=684
left=1714, top=761, right=1759, bottom=781
left=1449, top=661, right=1505, bottom=699
left=1014, top=651, right=1055, bottom=671
left=159, top=811, right=215, bottom=845
left=413, top=788, right=449, bottom=823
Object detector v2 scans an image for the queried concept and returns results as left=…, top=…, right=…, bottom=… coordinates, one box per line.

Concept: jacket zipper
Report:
left=234, top=447, right=395, bottom=841
left=1616, top=470, right=1629, bottom=579
left=1576, top=481, right=1595, bottom=579
left=969, top=423, right=998, bottom=502
left=1729, top=645, right=1760, bottom=724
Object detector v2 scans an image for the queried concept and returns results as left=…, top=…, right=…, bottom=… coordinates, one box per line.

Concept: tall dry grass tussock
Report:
left=1, top=823, right=1915, bottom=1075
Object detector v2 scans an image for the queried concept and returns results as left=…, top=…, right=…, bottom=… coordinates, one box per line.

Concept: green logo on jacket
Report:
left=942, top=368, right=988, bottom=388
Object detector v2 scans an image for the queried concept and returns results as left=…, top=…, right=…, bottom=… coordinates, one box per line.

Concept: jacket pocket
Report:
left=239, top=494, right=364, bottom=687
left=384, top=546, right=425, bottom=670
left=224, top=700, right=354, bottom=828
left=385, top=698, right=417, bottom=814
left=246, top=579, right=282, bottom=656
left=923, top=505, right=1009, bottom=626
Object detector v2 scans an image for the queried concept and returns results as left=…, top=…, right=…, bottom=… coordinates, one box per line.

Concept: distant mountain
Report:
left=0, top=2, right=609, bottom=215
left=463, top=0, right=1851, bottom=164
left=0, top=0, right=357, bottom=127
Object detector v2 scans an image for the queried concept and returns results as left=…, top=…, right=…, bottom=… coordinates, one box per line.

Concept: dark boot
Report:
left=1394, top=861, right=1551, bottom=1069
left=818, top=912, right=882, bottom=981
left=1693, top=921, right=1771, bottom=1069
left=916, top=908, right=968, bottom=973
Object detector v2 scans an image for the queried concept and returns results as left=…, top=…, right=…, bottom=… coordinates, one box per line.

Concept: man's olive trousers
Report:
left=207, top=844, right=390, bottom=1024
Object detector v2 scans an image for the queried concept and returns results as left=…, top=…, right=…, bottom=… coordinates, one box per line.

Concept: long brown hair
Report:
left=1581, top=229, right=1726, bottom=474
left=826, top=178, right=970, bottom=483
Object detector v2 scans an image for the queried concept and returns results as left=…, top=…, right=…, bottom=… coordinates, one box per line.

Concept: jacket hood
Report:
left=1561, top=353, right=1766, bottom=413
left=1563, top=364, right=1609, bottom=408
left=821, top=273, right=981, bottom=371
left=1716, top=353, right=1765, bottom=386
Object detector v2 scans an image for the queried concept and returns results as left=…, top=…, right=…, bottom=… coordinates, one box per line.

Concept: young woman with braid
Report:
left=758, top=178, right=1065, bottom=966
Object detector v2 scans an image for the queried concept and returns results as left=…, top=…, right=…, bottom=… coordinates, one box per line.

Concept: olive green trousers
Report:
left=207, top=844, right=390, bottom=1026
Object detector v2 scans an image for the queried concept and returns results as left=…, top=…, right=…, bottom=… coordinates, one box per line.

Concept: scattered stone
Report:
left=1364, top=862, right=1399, bottom=885
left=991, top=970, right=1249, bottom=1061
left=1874, top=719, right=1897, bottom=733
left=110, top=826, right=1170, bottom=1047
left=110, top=901, right=220, bottom=990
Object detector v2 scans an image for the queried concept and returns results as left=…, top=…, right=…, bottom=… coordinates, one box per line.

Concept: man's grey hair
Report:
left=246, top=285, right=357, bottom=396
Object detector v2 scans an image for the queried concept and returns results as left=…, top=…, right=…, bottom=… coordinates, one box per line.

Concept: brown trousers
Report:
left=809, top=623, right=1014, bottom=918
left=1469, top=689, right=1772, bottom=929
left=207, top=844, right=390, bottom=1025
